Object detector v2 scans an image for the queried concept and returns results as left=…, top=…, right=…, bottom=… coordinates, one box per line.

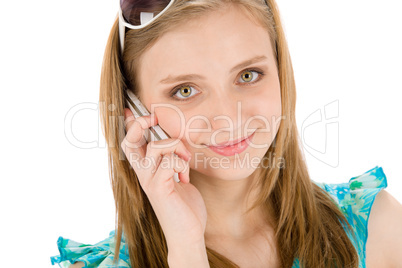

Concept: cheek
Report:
left=251, top=85, right=281, bottom=120
left=247, top=85, right=282, bottom=140
left=156, top=108, right=206, bottom=147
left=145, top=97, right=207, bottom=147
left=142, top=92, right=189, bottom=139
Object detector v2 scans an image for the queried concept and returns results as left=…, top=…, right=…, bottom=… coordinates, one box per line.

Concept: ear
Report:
left=366, top=189, right=402, bottom=268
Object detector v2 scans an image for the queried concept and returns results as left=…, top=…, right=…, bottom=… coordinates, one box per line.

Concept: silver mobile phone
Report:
left=125, top=90, right=181, bottom=183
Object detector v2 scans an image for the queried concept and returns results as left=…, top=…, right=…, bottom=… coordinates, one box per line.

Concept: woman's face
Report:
left=137, top=4, right=282, bottom=181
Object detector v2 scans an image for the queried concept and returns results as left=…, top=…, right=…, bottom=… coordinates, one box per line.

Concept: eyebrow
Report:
left=159, top=55, right=268, bottom=85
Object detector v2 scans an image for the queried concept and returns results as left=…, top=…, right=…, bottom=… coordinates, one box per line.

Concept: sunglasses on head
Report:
left=118, top=0, right=176, bottom=53
left=118, top=0, right=269, bottom=53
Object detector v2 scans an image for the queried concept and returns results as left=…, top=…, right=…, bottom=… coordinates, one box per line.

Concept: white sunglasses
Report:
left=118, top=0, right=269, bottom=53
left=118, top=0, right=176, bottom=53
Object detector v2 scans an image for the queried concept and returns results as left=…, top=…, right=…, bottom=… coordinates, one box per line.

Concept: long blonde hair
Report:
left=99, top=0, right=359, bottom=267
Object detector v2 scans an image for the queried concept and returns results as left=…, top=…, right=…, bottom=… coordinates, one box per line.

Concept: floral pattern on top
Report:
left=293, top=165, right=388, bottom=267
left=50, top=230, right=129, bottom=267
left=51, top=166, right=387, bottom=268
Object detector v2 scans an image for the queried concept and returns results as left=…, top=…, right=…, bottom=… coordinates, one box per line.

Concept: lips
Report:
left=208, top=131, right=255, bottom=148
left=207, top=132, right=255, bottom=156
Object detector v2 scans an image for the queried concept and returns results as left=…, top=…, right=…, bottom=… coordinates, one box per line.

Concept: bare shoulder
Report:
left=69, top=262, right=85, bottom=268
left=366, top=189, right=402, bottom=268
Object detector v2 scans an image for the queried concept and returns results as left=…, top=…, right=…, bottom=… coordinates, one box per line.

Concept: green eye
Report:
left=169, top=69, right=264, bottom=102
left=241, top=71, right=254, bottom=82
left=170, top=85, right=199, bottom=102
left=179, top=86, right=192, bottom=97
left=237, top=69, right=265, bottom=84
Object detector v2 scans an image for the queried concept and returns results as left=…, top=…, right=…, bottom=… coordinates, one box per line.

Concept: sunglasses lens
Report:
left=120, top=0, right=172, bottom=26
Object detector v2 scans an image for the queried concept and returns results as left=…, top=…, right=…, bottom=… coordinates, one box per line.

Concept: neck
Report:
left=189, top=168, right=271, bottom=240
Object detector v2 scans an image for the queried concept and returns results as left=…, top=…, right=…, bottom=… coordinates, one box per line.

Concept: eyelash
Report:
left=169, top=68, right=265, bottom=102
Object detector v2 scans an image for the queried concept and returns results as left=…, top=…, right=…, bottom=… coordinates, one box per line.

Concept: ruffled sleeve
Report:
left=50, top=230, right=130, bottom=268
left=313, top=165, right=388, bottom=268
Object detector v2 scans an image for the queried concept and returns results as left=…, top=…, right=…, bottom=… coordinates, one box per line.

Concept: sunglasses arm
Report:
left=118, top=9, right=126, bottom=52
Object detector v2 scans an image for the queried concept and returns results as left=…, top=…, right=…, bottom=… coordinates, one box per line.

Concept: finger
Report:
left=146, top=139, right=191, bottom=167
left=170, top=151, right=191, bottom=184
left=121, top=134, right=147, bottom=165
left=121, top=112, right=159, bottom=158
left=123, top=109, right=158, bottom=137
left=152, top=153, right=189, bottom=187
left=122, top=108, right=144, bottom=153
left=178, top=156, right=191, bottom=184
left=173, top=153, right=191, bottom=185
left=140, top=148, right=189, bottom=186
left=125, top=113, right=159, bottom=146
left=123, top=108, right=136, bottom=131
left=135, top=112, right=158, bottom=130
left=173, top=152, right=190, bottom=173
left=123, top=121, right=148, bottom=152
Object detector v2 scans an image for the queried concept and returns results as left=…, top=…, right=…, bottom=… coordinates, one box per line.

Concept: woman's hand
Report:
left=121, top=108, right=208, bottom=252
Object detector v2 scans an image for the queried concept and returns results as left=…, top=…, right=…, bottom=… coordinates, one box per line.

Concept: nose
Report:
left=205, top=88, right=246, bottom=139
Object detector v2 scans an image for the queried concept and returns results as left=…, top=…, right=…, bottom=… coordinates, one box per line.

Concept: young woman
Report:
left=51, top=0, right=402, bottom=267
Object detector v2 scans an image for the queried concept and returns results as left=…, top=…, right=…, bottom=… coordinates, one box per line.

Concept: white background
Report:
left=0, top=0, right=401, bottom=267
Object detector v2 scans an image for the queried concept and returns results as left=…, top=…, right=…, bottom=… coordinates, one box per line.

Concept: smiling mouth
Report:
left=206, top=131, right=256, bottom=148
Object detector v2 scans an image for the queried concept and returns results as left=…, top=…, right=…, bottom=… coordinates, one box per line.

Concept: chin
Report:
left=189, top=153, right=261, bottom=181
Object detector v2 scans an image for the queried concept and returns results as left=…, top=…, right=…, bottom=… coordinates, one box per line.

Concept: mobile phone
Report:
left=125, top=90, right=181, bottom=183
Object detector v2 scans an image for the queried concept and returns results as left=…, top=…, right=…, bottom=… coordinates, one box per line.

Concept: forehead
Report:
left=139, top=4, right=273, bottom=87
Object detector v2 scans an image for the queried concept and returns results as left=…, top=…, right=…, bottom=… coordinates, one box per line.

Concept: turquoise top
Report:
left=50, top=166, right=387, bottom=268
